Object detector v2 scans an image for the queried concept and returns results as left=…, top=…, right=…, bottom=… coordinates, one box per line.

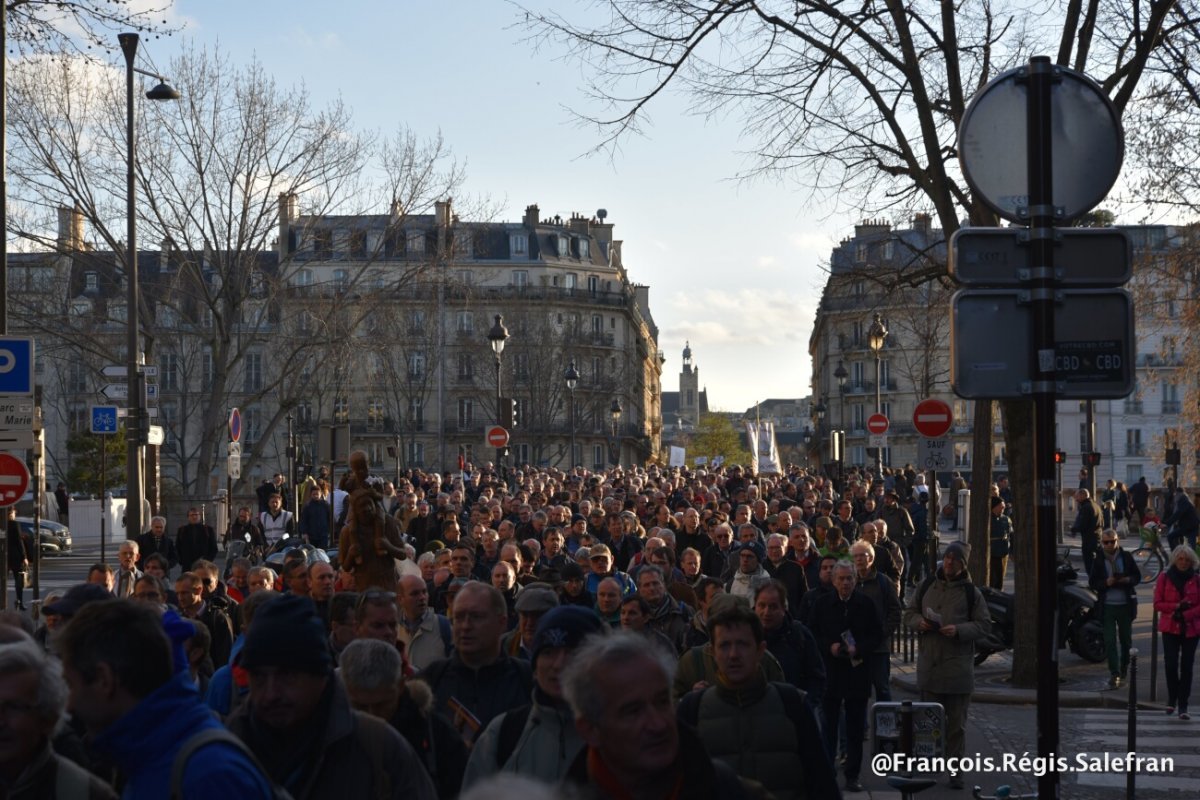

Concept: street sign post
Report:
left=912, top=398, right=953, bottom=439
left=951, top=289, right=1134, bottom=398
left=0, top=454, right=30, bottom=507
left=0, top=339, right=34, bottom=396
left=229, top=408, right=242, bottom=443
left=868, top=433, right=888, bottom=450
left=90, top=406, right=119, bottom=435
left=950, top=227, right=1130, bottom=286
left=101, top=364, right=158, bottom=378
left=917, top=438, right=950, bottom=471
left=866, top=414, right=889, bottom=435
left=227, top=454, right=241, bottom=480
left=101, top=383, right=157, bottom=402
left=486, top=426, right=510, bottom=448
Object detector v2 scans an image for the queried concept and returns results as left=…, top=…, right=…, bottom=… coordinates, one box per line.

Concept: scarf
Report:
left=587, top=747, right=684, bottom=800
left=1167, top=564, right=1196, bottom=597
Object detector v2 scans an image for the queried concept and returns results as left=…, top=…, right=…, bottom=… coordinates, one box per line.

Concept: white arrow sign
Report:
left=115, top=407, right=159, bottom=418
left=101, top=365, right=159, bottom=378
left=101, top=383, right=127, bottom=400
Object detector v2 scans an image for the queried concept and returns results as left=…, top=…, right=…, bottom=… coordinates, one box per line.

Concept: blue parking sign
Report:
left=0, top=338, right=34, bottom=396
left=91, top=405, right=119, bottom=434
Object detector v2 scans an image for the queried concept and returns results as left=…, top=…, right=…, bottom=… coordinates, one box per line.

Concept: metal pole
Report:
left=119, top=33, right=144, bottom=543
left=569, top=387, right=576, bottom=469
left=874, top=351, right=883, bottom=476
left=100, top=443, right=107, bottom=564
left=495, top=353, right=504, bottom=485
left=32, top=432, right=41, bottom=601
left=286, top=412, right=296, bottom=513
left=1086, top=400, right=1096, bottom=500
left=1126, top=647, right=1138, bottom=800
left=394, top=433, right=401, bottom=487
left=1150, top=609, right=1159, bottom=701
left=1027, top=55, right=1061, bottom=800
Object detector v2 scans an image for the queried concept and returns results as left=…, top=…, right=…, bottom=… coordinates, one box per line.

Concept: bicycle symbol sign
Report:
left=91, top=405, right=119, bottom=435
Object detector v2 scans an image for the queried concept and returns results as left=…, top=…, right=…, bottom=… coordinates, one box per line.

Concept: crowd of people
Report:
left=2, top=456, right=1198, bottom=798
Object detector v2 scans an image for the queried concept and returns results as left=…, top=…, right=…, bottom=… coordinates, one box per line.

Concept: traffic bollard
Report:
left=1127, top=647, right=1138, bottom=800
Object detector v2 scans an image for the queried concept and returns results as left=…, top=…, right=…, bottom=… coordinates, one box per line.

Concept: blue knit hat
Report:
left=531, top=605, right=604, bottom=665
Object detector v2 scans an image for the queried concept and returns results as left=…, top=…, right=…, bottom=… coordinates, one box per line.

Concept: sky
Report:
left=158, top=0, right=866, bottom=412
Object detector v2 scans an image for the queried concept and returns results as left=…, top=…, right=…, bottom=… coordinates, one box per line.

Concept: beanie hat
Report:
left=560, top=562, right=585, bottom=581
left=734, top=541, right=766, bottom=564
left=240, top=594, right=331, bottom=674
left=531, top=605, right=604, bottom=665
left=990, top=496, right=1005, bottom=509
left=944, top=541, right=971, bottom=563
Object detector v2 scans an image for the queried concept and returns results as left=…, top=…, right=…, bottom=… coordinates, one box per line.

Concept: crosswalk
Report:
left=1068, top=708, right=1200, bottom=793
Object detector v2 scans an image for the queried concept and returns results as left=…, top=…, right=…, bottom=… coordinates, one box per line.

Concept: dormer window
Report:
left=579, top=239, right=590, bottom=259
left=511, top=234, right=527, bottom=255
left=84, top=272, right=98, bottom=292
left=557, top=236, right=570, bottom=257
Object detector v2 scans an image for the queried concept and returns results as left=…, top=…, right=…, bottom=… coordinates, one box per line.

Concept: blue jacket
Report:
left=92, top=671, right=272, bottom=799
left=205, top=634, right=246, bottom=717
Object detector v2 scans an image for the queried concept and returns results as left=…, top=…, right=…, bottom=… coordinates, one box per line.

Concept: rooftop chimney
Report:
left=523, top=204, right=540, bottom=228
left=57, top=205, right=84, bottom=252
left=278, top=192, right=297, bottom=256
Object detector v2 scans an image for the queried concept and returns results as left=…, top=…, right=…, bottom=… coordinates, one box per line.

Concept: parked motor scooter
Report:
left=974, top=547, right=1105, bottom=665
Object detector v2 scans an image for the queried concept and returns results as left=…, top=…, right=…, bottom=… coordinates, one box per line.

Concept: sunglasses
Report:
left=355, top=589, right=396, bottom=611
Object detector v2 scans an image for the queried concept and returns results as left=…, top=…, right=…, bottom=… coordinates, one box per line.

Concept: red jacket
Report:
left=1154, top=569, right=1200, bottom=637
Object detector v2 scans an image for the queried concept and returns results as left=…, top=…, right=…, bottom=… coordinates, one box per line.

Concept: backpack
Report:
left=677, top=682, right=809, bottom=748
left=911, top=573, right=977, bottom=621
left=169, top=727, right=292, bottom=800
left=494, top=704, right=533, bottom=768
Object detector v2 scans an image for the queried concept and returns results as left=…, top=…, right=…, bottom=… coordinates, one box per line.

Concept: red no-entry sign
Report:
left=913, top=398, right=954, bottom=438
left=0, top=453, right=31, bottom=508
left=867, top=414, right=890, bottom=435
left=486, top=426, right=510, bottom=448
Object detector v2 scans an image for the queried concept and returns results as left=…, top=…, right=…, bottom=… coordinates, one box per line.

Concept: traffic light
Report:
left=512, top=398, right=520, bottom=428
left=1054, top=450, right=1067, bottom=464
left=1083, top=451, right=1102, bottom=467
left=498, top=397, right=517, bottom=428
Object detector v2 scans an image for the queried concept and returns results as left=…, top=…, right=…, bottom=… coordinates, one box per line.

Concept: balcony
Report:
left=1123, top=400, right=1143, bottom=415
left=1125, top=443, right=1145, bottom=457
left=1162, top=400, right=1181, bottom=414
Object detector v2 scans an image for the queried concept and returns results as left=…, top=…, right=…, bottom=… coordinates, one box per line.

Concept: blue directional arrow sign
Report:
left=91, top=405, right=119, bottom=435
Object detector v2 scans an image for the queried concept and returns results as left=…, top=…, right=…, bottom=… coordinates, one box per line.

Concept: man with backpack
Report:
left=902, top=541, right=991, bottom=790
left=460, top=606, right=604, bottom=789
left=676, top=600, right=840, bottom=800
left=55, top=600, right=276, bottom=799
left=227, top=594, right=437, bottom=799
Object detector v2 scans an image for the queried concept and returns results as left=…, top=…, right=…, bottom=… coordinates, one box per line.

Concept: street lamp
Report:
left=564, top=359, right=579, bottom=468
left=867, top=312, right=889, bottom=476
left=609, top=397, right=622, bottom=467
left=488, top=314, right=509, bottom=482
left=120, top=33, right=179, bottom=540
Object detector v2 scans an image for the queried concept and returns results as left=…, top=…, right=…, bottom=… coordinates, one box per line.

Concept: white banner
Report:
left=749, top=421, right=782, bottom=474
left=694, top=456, right=709, bottom=465
left=669, top=446, right=686, bottom=467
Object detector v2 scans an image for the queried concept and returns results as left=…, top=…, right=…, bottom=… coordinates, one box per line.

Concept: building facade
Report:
left=18, top=199, right=664, bottom=501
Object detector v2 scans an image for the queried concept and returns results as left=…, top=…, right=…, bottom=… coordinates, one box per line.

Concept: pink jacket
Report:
left=1154, top=570, right=1200, bottom=637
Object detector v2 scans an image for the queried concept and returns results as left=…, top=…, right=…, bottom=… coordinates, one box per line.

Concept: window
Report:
left=297, top=310, right=313, bottom=333
left=852, top=280, right=865, bottom=297
left=69, top=406, right=88, bottom=432
left=515, top=353, right=529, bottom=381
left=408, top=309, right=426, bottom=331
left=1126, top=429, right=1143, bottom=457
left=407, top=397, right=424, bottom=429
left=993, top=443, right=1008, bottom=467
left=851, top=446, right=866, bottom=466
left=367, top=398, right=385, bottom=431
left=244, top=407, right=261, bottom=445
left=514, top=443, right=530, bottom=464
left=334, top=396, right=349, bottom=424
left=457, top=398, right=474, bottom=429
left=855, top=243, right=868, bottom=262
left=243, top=353, right=263, bottom=392
left=333, top=269, right=349, bottom=292
left=587, top=275, right=599, bottom=295
left=851, top=362, right=865, bottom=388
left=110, top=302, right=127, bottom=323
left=511, top=234, right=527, bottom=255
left=202, top=308, right=214, bottom=329
left=512, top=270, right=528, bottom=288
left=456, top=270, right=473, bottom=285
left=407, top=441, right=425, bottom=466
left=593, top=444, right=604, bottom=471
left=565, top=273, right=577, bottom=292
left=458, top=355, right=473, bottom=380
left=1125, top=465, right=1143, bottom=485
left=249, top=271, right=265, bottom=297
left=591, top=357, right=601, bottom=386
left=348, top=230, right=367, bottom=258
left=367, top=443, right=385, bottom=466
left=296, top=403, right=313, bottom=426
left=851, top=321, right=863, bottom=346
left=953, top=400, right=970, bottom=430
left=686, top=389, right=694, bottom=406
left=408, top=353, right=425, bottom=380
left=201, top=351, right=213, bottom=390
left=160, top=353, right=180, bottom=391
left=454, top=231, right=472, bottom=256
left=852, top=404, right=865, bottom=431
left=883, top=240, right=894, bottom=260
left=313, top=230, right=332, bottom=259
left=557, top=236, right=570, bottom=257
left=1162, top=382, right=1180, bottom=414
left=579, top=239, right=590, bottom=259
left=1078, top=422, right=1089, bottom=453
left=456, top=311, right=474, bottom=334
left=879, top=360, right=890, bottom=389
left=293, top=268, right=313, bottom=288
left=66, top=363, right=87, bottom=393
left=85, top=272, right=98, bottom=292
left=953, top=442, right=971, bottom=467
left=591, top=314, right=603, bottom=334
left=406, top=231, right=424, bottom=255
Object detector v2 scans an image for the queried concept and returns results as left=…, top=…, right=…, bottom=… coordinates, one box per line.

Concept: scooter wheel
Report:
left=1073, top=620, right=1107, bottom=663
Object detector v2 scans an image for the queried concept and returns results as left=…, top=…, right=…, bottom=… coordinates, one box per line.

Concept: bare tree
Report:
left=7, top=45, right=465, bottom=497
left=4, top=0, right=179, bottom=56
left=521, top=0, right=1194, bottom=686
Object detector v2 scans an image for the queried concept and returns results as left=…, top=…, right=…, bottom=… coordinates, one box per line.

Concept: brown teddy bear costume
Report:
left=337, top=450, right=407, bottom=591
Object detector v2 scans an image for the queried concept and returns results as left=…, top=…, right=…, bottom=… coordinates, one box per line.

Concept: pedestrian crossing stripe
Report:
left=1072, top=710, right=1200, bottom=790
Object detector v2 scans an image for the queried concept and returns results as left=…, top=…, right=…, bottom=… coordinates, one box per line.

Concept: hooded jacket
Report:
left=901, top=566, right=991, bottom=694
left=91, top=671, right=273, bottom=799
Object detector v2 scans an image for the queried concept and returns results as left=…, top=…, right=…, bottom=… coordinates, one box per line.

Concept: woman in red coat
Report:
left=1154, top=544, right=1200, bottom=719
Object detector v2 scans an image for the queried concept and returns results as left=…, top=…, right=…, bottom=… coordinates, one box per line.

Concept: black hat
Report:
left=240, top=594, right=331, bottom=674
left=561, top=562, right=585, bottom=581
left=43, top=584, right=112, bottom=618
left=531, top=605, right=604, bottom=665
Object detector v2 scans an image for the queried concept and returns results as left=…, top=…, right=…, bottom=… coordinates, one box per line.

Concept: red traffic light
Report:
left=1054, top=450, right=1067, bottom=464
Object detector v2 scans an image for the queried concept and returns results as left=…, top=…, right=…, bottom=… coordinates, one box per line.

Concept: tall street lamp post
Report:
left=488, top=314, right=509, bottom=483
left=834, top=360, right=848, bottom=428
left=867, top=313, right=889, bottom=478
left=814, top=401, right=826, bottom=471
left=564, top=360, right=579, bottom=469
left=119, top=33, right=178, bottom=540
left=609, top=398, right=622, bottom=467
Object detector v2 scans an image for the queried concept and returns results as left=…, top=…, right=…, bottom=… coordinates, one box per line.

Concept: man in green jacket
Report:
left=901, top=541, right=991, bottom=790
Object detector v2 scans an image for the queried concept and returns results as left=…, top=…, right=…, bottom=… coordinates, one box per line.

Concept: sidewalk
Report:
left=894, top=519, right=1168, bottom=712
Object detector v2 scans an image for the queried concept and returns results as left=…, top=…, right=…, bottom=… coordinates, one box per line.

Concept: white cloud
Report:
left=279, top=27, right=343, bottom=51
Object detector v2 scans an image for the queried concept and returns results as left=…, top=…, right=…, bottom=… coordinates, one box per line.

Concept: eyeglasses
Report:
left=355, top=589, right=396, bottom=611
left=1101, top=539, right=1118, bottom=545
